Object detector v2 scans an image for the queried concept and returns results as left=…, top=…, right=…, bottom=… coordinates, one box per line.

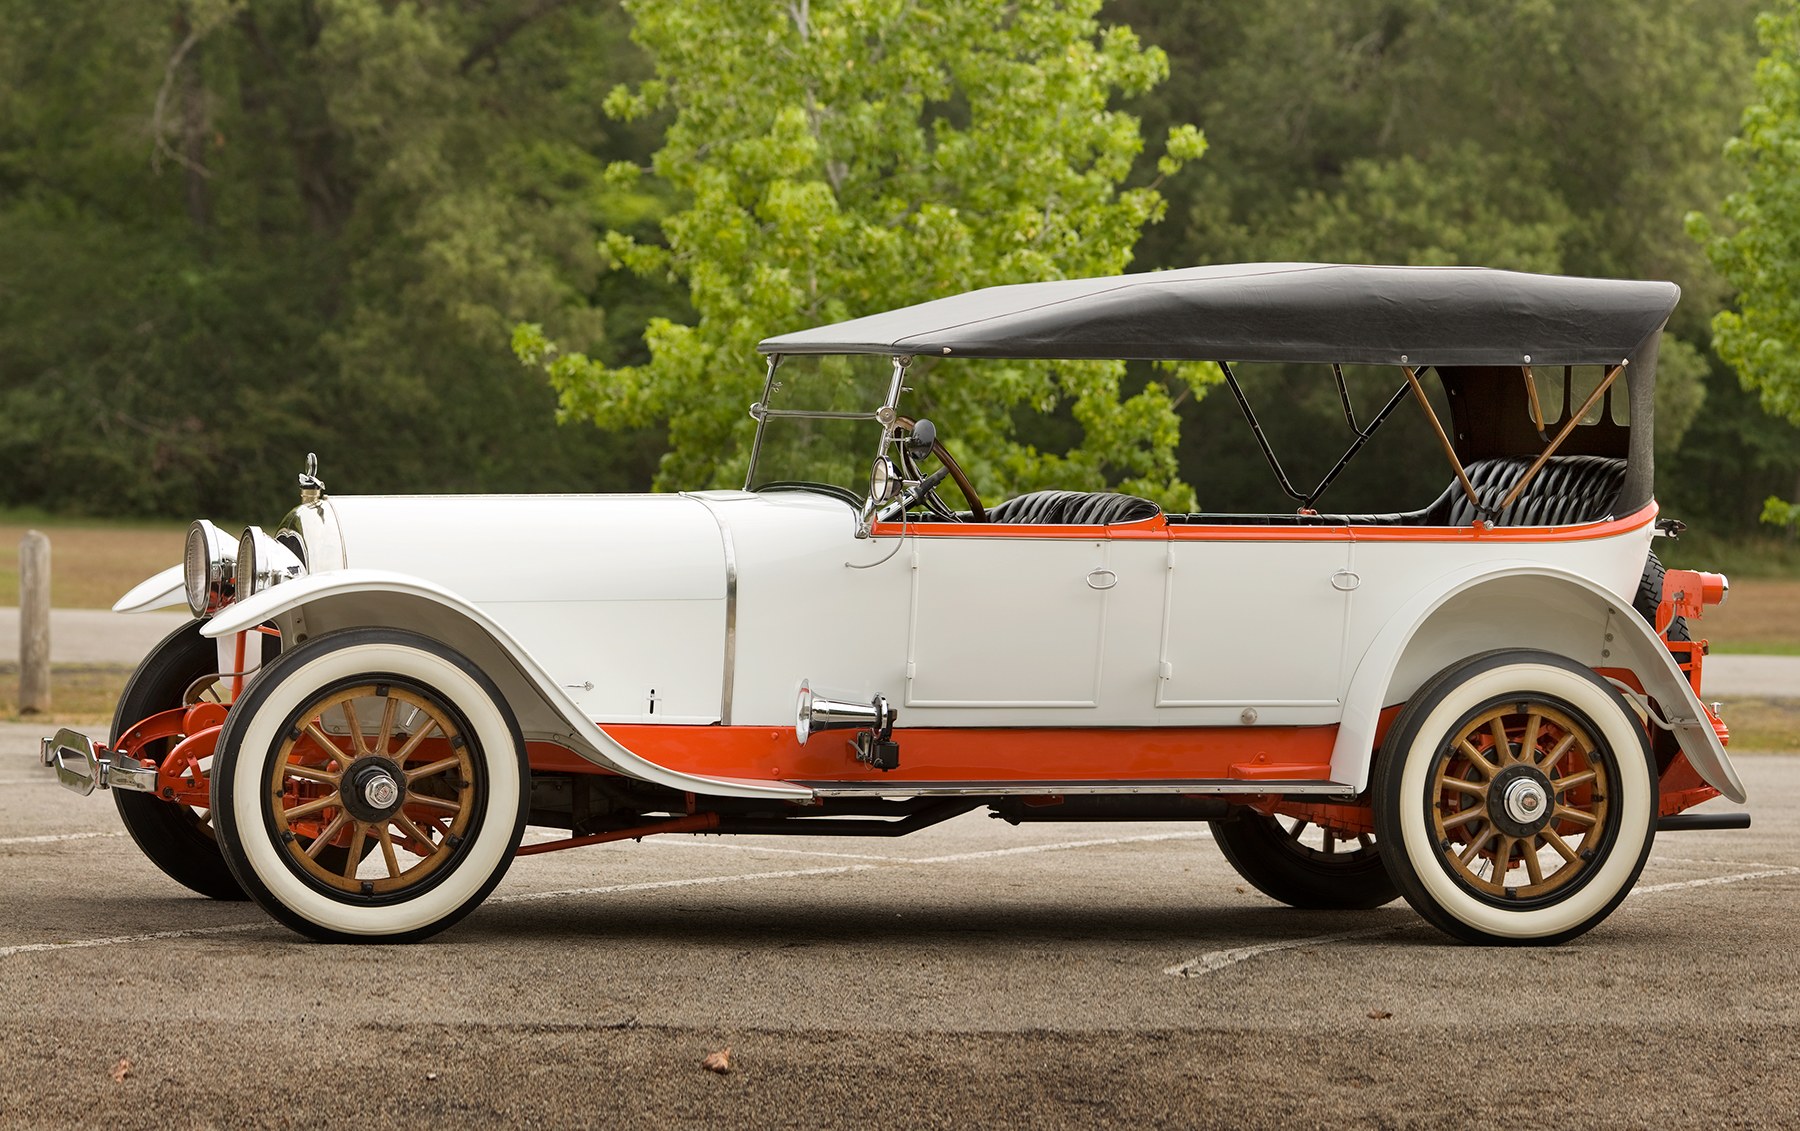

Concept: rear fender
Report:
left=202, top=570, right=809, bottom=801
left=1330, top=562, right=1745, bottom=803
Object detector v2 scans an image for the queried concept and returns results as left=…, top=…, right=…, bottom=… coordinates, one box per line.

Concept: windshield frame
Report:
left=743, top=353, right=912, bottom=520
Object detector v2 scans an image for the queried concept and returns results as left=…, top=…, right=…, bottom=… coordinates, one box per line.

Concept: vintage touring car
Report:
left=45, top=263, right=1744, bottom=945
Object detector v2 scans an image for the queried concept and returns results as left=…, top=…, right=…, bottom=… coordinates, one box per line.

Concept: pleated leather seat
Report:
left=980, top=490, right=1164, bottom=525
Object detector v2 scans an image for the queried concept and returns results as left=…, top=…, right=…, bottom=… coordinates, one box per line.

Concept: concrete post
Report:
left=20, top=530, right=50, bottom=714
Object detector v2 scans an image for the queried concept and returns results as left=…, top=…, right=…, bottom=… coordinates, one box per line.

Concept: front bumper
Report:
left=40, top=728, right=157, bottom=795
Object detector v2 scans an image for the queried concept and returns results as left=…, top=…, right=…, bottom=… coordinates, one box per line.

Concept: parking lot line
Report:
left=0, top=831, right=125, bottom=846
left=1164, top=924, right=1416, bottom=977
left=0, top=922, right=268, bottom=958
left=1632, top=866, right=1800, bottom=895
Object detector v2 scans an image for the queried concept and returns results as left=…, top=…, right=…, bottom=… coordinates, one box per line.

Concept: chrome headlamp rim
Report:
left=184, top=519, right=236, bottom=617
left=235, top=525, right=308, bottom=601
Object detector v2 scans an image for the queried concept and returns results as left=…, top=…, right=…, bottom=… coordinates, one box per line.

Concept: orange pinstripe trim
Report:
left=872, top=502, right=1657, bottom=545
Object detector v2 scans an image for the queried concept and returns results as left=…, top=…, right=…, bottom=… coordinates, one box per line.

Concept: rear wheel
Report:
left=212, top=628, right=528, bottom=942
left=1210, top=812, right=1397, bottom=909
left=1374, top=650, right=1655, bottom=944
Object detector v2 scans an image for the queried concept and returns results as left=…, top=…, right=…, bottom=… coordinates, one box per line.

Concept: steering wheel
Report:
left=896, top=418, right=987, bottom=522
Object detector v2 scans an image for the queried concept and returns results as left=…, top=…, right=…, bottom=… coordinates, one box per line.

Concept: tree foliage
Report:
left=0, top=0, right=662, bottom=521
left=1695, top=3, right=1800, bottom=429
left=516, top=0, right=1206, bottom=506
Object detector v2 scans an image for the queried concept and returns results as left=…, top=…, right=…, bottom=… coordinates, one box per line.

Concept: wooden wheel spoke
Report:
left=1552, top=804, right=1599, bottom=829
left=282, top=762, right=341, bottom=786
left=389, top=724, right=442, bottom=766
left=1286, top=819, right=1308, bottom=842
left=1321, top=830, right=1337, bottom=854
left=303, top=812, right=348, bottom=859
left=1542, top=827, right=1580, bottom=864
left=373, top=695, right=399, bottom=757
left=1456, top=739, right=1499, bottom=779
left=1552, top=770, right=1597, bottom=795
left=378, top=827, right=401, bottom=878
left=1457, top=825, right=1496, bottom=866
left=302, top=722, right=349, bottom=764
left=1521, top=712, right=1543, bottom=766
left=394, top=813, right=440, bottom=855
left=1442, top=805, right=1487, bottom=831
left=407, top=794, right=463, bottom=816
left=406, top=756, right=463, bottom=784
left=341, top=698, right=369, bottom=757
left=1440, top=776, right=1487, bottom=798
left=285, top=792, right=342, bottom=821
left=1542, top=733, right=1578, bottom=771
left=343, top=824, right=368, bottom=880
left=1488, top=717, right=1513, bottom=763
left=1522, top=840, right=1545, bottom=885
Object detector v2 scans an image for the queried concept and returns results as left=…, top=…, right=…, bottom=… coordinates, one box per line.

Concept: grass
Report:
left=1715, top=699, right=1800, bottom=754
left=0, top=518, right=186, bottom=610
left=0, top=663, right=130, bottom=726
left=1688, top=578, right=1800, bottom=655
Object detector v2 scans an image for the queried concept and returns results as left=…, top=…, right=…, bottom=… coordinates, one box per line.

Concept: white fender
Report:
left=112, top=564, right=185, bottom=613
left=1330, top=561, right=1745, bottom=803
left=201, top=569, right=811, bottom=801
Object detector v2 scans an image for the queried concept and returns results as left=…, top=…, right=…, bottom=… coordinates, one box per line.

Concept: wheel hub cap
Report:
left=341, top=756, right=408, bottom=823
left=1489, top=764, right=1556, bottom=838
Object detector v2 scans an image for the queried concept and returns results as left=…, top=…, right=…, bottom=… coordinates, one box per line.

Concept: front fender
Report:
left=1330, top=562, right=1745, bottom=803
left=112, top=564, right=184, bottom=613
left=202, top=570, right=810, bottom=801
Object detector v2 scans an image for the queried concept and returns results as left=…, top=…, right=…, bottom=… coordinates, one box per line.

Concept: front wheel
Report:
left=1373, top=650, right=1655, bottom=945
left=212, top=628, right=528, bottom=942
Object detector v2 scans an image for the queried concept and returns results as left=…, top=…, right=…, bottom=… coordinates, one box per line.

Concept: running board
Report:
left=800, top=779, right=1356, bottom=799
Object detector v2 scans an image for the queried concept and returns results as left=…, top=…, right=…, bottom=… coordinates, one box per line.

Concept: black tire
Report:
left=212, top=628, right=529, bottom=943
left=110, top=620, right=274, bottom=901
left=1373, top=650, right=1656, bottom=945
left=1633, top=551, right=1691, bottom=641
left=1209, top=812, right=1397, bottom=910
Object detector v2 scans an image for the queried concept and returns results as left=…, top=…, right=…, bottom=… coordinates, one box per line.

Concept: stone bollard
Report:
left=20, top=530, right=50, bottom=714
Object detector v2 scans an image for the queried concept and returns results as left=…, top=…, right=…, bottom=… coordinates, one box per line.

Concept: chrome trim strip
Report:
left=798, top=779, right=1355, bottom=798
left=685, top=493, right=739, bottom=725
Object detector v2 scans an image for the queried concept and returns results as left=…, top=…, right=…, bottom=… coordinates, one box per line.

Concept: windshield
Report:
left=745, top=354, right=898, bottom=501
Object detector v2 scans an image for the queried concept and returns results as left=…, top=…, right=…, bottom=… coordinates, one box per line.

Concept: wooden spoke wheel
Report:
left=1375, top=650, right=1655, bottom=945
left=268, top=683, right=479, bottom=899
left=213, top=629, right=527, bottom=943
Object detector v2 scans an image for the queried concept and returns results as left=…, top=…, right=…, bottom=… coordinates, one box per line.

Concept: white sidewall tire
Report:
left=214, top=631, right=526, bottom=941
left=1383, top=656, right=1653, bottom=944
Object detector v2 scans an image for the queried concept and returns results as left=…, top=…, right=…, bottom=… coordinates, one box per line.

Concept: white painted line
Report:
left=0, top=831, right=125, bottom=846
left=1633, top=866, right=1800, bottom=895
left=1167, top=864, right=1800, bottom=977
left=904, top=829, right=1212, bottom=865
left=489, top=863, right=880, bottom=905
left=0, top=922, right=267, bottom=958
left=1165, top=924, right=1412, bottom=978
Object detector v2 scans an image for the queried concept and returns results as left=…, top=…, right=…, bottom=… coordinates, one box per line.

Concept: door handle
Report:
left=1086, top=568, right=1118, bottom=591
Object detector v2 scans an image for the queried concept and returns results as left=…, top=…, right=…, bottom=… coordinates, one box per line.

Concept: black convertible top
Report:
left=756, top=263, right=1680, bottom=367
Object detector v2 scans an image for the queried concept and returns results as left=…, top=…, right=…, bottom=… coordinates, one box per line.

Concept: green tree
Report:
left=517, top=0, right=1206, bottom=506
left=0, top=0, right=665, bottom=521
left=1692, top=1, right=1800, bottom=528
left=1112, top=0, right=1762, bottom=515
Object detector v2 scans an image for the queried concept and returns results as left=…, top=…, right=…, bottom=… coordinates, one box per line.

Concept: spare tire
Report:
left=1632, top=550, right=1691, bottom=641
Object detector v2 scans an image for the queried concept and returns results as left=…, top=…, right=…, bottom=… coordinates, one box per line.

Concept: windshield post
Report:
left=743, top=354, right=784, bottom=490
left=855, top=355, right=912, bottom=537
